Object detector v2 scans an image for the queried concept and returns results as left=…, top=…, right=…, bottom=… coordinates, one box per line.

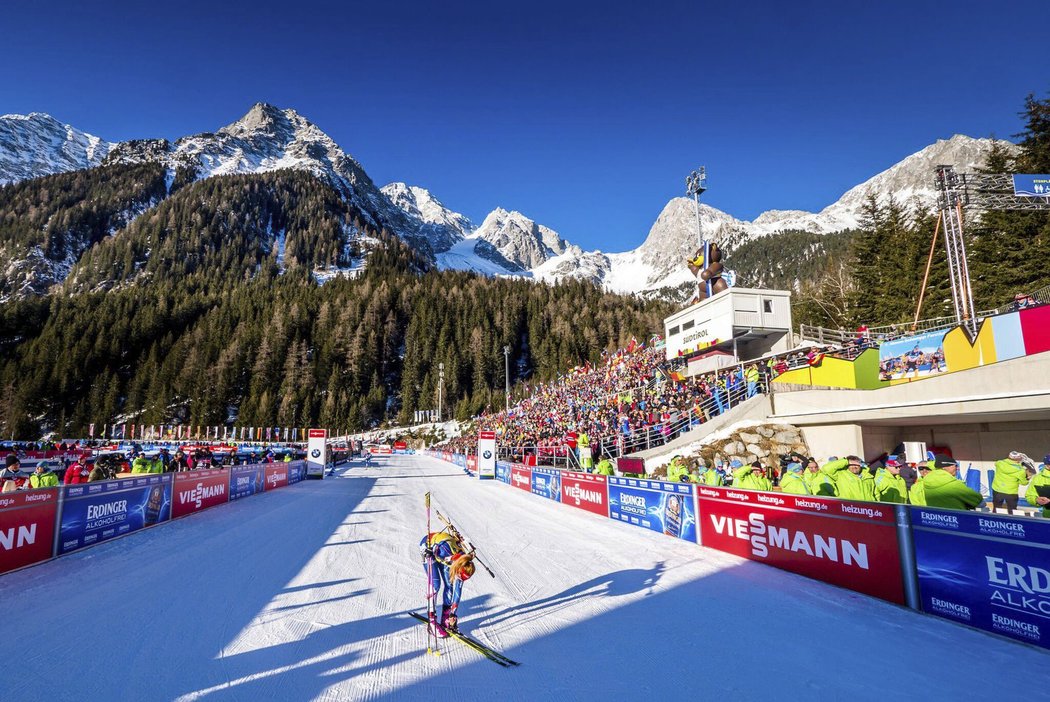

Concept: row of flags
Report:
left=88, top=424, right=333, bottom=442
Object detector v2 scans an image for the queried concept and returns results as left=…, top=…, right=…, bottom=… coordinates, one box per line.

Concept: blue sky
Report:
left=2, top=0, right=1046, bottom=251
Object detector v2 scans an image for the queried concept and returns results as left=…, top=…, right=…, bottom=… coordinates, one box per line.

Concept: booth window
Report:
left=669, top=325, right=680, bottom=336
left=682, top=320, right=694, bottom=331
left=763, top=299, right=774, bottom=313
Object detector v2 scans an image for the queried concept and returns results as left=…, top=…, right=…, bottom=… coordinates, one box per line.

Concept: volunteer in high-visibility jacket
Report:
left=779, top=462, right=810, bottom=495
left=924, top=455, right=984, bottom=510
left=804, top=457, right=836, bottom=497
left=29, top=461, right=60, bottom=488
left=908, top=461, right=933, bottom=506
left=1024, top=458, right=1050, bottom=518
left=820, top=456, right=874, bottom=502
left=666, top=456, right=688, bottom=482
left=131, top=453, right=152, bottom=473
left=701, top=464, right=725, bottom=486
left=594, top=458, right=615, bottom=476
left=734, top=461, right=772, bottom=491
left=577, top=431, right=593, bottom=471
left=874, top=457, right=908, bottom=504
left=991, top=451, right=1032, bottom=515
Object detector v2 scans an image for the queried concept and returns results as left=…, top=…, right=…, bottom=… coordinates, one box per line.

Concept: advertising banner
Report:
left=1013, top=174, right=1050, bottom=197
left=58, top=474, right=173, bottom=555
left=264, top=464, right=289, bottom=491
left=560, top=471, right=609, bottom=517
left=495, top=461, right=512, bottom=485
left=608, top=477, right=696, bottom=542
left=230, top=465, right=265, bottom=501
left=696, top=486, right=905, bottom=604
left=511, top=465, right=532, bottom=492
left=478, top=431, right=496, bottom=479
left=172, top=469, right=230, bottom=519
left=530, top=467, right=562, bottom=502
left=466, top=455, right=478, bottom=474
left=0, top=488, right=59, bottom=575
left=307, top=428, right=327, bottom=479
left=878, top=328, right=947, bottom=381
left=287, top=462, right=306, bottom=484
left=911, top=507, right=1050, bottom=650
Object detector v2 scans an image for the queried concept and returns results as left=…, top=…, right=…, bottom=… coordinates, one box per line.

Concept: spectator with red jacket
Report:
left=64, top=454, right=92, bottom=484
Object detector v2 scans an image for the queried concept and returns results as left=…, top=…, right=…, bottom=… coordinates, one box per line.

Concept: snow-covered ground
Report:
left=3, top=454, right=1047, bottom=701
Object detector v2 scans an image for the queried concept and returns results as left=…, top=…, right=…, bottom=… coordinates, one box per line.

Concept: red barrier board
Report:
left=0, top=488, right=59, bottom=575
left=696, top=486, right=905, bottom=604
left=172, top=469, right=231, bottom=518
left=466, top=456, right=478, bottom=473
left=561, top=472, right=609, bottom=516
left=511, top=465, right=532, bottom=492
left=264, top=464, right=289, bottom=490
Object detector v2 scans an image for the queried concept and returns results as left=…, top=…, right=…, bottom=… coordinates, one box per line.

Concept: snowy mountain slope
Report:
left=0, top=113, right=115, bottom=185
left=380, top=182, right=472, bottom=254
left=104, top=103, right=425, bottom=251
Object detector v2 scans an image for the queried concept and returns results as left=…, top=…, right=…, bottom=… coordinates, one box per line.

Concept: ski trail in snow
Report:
left=2, top=453, right=1049, bottom=701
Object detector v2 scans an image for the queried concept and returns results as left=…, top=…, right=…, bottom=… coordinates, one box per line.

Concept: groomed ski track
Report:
left=4, top=454, right=1048, bottom=701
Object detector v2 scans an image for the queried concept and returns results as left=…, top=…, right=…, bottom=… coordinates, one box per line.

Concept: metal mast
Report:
left=686, top=167, right=707, bottom=301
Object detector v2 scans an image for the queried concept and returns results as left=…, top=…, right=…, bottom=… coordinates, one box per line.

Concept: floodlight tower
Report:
left=686, top=167, right=708, bottom=301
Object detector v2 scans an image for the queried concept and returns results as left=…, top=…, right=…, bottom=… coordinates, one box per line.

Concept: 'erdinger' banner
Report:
left=495, top=461, right=512, bottom=485
left=172, top=469, right=230, bottom=518
left=531, top=468, right=561, bottom=502
left=608, top=477, right=697, bottom=542
left=0, top=488, right=60, bottom=574
left=696, top=486, right=905, bottom=604
left=59, top=474, right=173, bottom=555
left=911, top=507, right=1050, bottom=650
left=511, top=465, right=532, bottom=492
left=560, top=472, right=608, bottom=517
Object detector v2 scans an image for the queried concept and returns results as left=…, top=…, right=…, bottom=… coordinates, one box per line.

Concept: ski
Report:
left=408, top=612, right=520, bottom=667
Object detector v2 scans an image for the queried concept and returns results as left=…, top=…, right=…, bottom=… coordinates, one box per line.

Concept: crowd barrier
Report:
left=0, top=461, right=308, bottom=576
left=430, top=451, right=1050, bottom=652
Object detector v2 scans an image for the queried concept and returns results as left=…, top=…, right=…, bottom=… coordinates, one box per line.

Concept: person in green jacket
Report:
left=132, top=453, right=153, bottom=473
left=804, top=457, right=837, bottom=497
left=991, top=451, right=1033, bottom=515
left=924, top=455, right=984, bottom=511
left=666, top=456, right=687, bottom=482
left=283, top=453, right=293, bottom=463
left=821, top=456, right=874, bottom=502
left=29, top=461, right=60, bottom=488
left=779, top=462, right=810, bottom=495
left=1024, top=459, right=1050, bottom=518
left=734, top=461, right=772, bottom=491
left=874, top=457, right=908, bottom=503
left=702, top=464, right=724, bottom=486
left=594, top=458, right=615, bottom=476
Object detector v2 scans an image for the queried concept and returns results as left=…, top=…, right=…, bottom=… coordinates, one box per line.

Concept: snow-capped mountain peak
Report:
left=0, top=112, right=115, bottom=185
left=380, top=182, right=473, bottom=253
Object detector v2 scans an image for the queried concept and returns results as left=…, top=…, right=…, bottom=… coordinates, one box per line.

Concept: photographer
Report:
left=991, top=451, right=1034, bottom=515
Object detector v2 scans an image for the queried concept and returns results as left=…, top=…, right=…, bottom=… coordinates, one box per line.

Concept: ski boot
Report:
left=428, top=611, right=449, bottom=638
left=441, top=606, right=458, bottom=634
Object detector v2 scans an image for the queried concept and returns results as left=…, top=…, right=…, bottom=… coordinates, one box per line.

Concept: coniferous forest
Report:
left=0, top=168, right=668, bottom=437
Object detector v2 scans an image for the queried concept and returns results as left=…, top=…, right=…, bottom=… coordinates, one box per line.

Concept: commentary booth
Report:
left=664, top=288, right=793, bottom=375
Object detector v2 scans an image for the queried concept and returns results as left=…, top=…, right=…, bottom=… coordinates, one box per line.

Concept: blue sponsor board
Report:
left=1013, top=174, right=1050, bottom=197
left=287, top=462, right=306, bottom=484
left=607, top=477, right=696, bottom=542
left=495, top=462, right=512, bottom=485
left=911, top=507, right=1050, bottom=650
left=59, top=474, right=173, bottom=555
left=530, top=468, right=561, bottom=502
left=230, top=465, right=264, bottom=500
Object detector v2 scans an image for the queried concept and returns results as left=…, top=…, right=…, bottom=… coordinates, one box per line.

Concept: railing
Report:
left=595, top=376, right=767, bottom=460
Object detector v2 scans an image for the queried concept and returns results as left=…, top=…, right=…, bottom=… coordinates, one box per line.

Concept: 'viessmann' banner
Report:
left=696, top=486, right=905, bottom=604
left=0, top=488, right=60, bottom=575
left=511, top=465, right=532, bottom=492
left=59, top=474, right=173, bottom=555
left=530, top=467, right=561, bottom=502
left=495, top=461, right=512, bottom=485
left=560, top=471, right=608, bottom=517
left=264, top=464, right=289, bottom=491
left=911, top=507, right=1050, bottom=650
left=608, top=477, right=696, bottom=542
left=230, top=465, right=264, bottom=501
left=172, top=469, right=230, bottom=518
